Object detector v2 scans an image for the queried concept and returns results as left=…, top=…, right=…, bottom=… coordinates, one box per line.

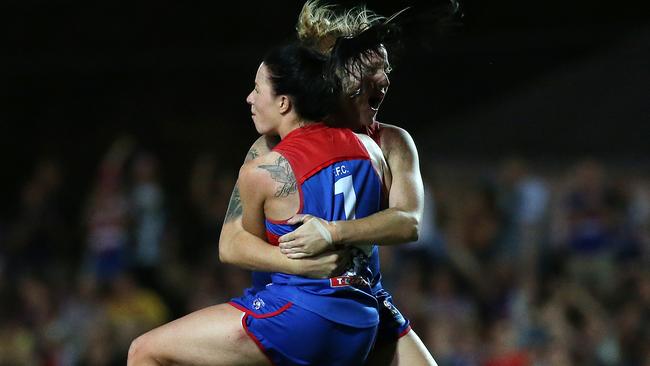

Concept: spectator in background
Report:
left=46, top=274, right=110, bottom=366
left=106, top=271, right=169, bottom=360
left=5, top=158, right=67, bottom=275
left=423, top=265, right=480, bottom=365
left=483, top=318, right=530, bottom=366
left=551, top=159, right=624, bottom=297
left=6, top=273, right=61, bottom=365
left=615, top=267, right=650, bottom=365
left=182, top=153, right=235, bottom=265
left=496, top=157, right=549, bottom=272
left=608, top=173, right=650, bottom=261
left=83, top=137, right=133, bottom=284
left=0, top=316, right=38, bottom=365
left=130, top=152, right=166, bottom=286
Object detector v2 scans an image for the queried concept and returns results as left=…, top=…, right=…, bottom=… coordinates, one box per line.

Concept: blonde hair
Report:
left=296, top=0, right=386, bottom=55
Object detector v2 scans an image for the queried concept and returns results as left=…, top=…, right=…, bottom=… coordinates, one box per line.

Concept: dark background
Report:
left=0, top=0, right=650, bottom=216
left=2, top=0, right=648, bottom=217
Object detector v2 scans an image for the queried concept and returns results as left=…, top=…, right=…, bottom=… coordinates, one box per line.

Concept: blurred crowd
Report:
left=1, top=136, right=648, bottom=366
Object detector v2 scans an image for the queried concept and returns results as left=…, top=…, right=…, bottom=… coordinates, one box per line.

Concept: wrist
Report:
left=275, top=247, right=298, bottom=274
left=285, top=257, right=301, bottom=275
left=329, top=221, right=343, bottom=247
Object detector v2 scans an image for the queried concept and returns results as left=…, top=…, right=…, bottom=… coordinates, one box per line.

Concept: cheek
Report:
left=261, top=95, right=274, bottom=109
left=258, top=102, right=272, bottom=118
left=256, top=101, right=277, bottom=124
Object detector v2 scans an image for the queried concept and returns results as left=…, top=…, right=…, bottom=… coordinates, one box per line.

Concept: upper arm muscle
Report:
left=380, top=125, right=424, bottom=216
left=238, top=162, right=270, bottom=239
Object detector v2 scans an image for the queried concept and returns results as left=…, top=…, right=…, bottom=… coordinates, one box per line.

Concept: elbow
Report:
left=218, top=243, right=230, bottom=264
left=405, top=213, right=420, bottom=242
left=218, top=234, right=234, bottom=264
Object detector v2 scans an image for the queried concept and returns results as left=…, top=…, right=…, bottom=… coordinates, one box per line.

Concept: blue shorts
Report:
left=230, top=290, right=377, bottom=366
left=374, top=289, right=411, bottom=346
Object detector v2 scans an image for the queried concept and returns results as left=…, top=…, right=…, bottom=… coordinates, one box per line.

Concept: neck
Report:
left=278, top=117, right=314, bottom=139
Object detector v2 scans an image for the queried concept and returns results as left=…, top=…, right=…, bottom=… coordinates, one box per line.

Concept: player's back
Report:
left=258, top=122, right=387, bottom=328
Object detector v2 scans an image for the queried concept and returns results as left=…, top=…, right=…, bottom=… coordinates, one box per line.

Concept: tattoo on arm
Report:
left=224, top=186, right=243, bottom=222
left=258, top=156, right=297, bottom=197
left=246, top=147, right=259, bottom=162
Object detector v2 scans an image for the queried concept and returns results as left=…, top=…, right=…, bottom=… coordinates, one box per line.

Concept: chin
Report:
left=252, top=121, right=265, bottom=135
left=255, top=124, right=276, bottom=136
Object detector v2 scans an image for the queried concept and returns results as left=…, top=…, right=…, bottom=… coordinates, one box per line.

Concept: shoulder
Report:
left=238, top=152, right=286, bottom=195
left=355, top=133, right=383, bottom=159
left=246, top=135, right=281, bottom=162
left=241, top=151, right=295, bottom=186
left=376, top=122, right=413, bottom=144
left=375, top=122, right=418, bottom=160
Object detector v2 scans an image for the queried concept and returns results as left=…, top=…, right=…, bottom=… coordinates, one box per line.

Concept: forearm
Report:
left=335, top=207, right=419, bottom=247
left=220, top=222, right=348, bottom=278
left=219, top=223, right=297, bottom=274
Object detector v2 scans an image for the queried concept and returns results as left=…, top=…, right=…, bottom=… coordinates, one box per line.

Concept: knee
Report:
left=128, top=333, right=155, bottom=365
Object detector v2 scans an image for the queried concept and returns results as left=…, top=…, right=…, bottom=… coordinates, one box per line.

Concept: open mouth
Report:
left=368, top=94, right=384, bottom=111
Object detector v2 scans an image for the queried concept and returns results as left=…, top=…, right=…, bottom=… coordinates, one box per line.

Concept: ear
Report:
left=277, top=95, right=291, bottom=115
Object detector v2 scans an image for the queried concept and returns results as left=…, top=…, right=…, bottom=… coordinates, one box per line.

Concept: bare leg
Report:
left=365, top=329, right=437, bottom=366
left=393, top=330, right=437, bottom=366
left=127, top=303, right=270, bottom=366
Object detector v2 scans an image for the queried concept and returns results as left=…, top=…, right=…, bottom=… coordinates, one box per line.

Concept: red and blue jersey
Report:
left=255, top=123, right=384, bottom=328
